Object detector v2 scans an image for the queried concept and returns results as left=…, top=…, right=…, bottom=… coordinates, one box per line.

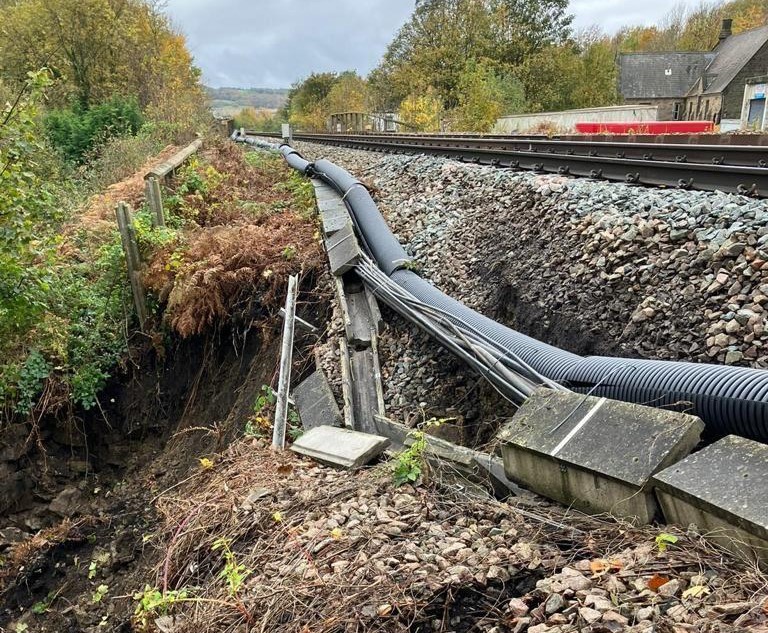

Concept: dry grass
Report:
left=58, top=144, right=181, bottom=258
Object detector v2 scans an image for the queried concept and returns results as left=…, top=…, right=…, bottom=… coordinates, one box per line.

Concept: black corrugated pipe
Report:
left=279, top=144, right=313, bottom=174
left=272, top=140, right=768, bottom=442
left=312, top=158, right=411, bottom=275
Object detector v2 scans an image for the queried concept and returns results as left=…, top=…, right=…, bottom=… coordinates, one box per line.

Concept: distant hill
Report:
left=206, top=87, right=290, bottom=116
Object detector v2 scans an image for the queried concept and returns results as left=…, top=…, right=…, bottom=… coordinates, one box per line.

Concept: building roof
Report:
left=702, top=25, right=768, bottom=94
left=619, top=52, right=715, bottom=99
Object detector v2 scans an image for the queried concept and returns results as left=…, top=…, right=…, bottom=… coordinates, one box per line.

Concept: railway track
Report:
left=255, top=132, right=768, bottom=197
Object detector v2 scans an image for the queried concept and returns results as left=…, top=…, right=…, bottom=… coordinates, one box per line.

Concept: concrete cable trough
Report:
left=236, top=133, right=768, bottom=563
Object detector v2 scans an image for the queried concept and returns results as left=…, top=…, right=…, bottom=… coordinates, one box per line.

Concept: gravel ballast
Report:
left=289, top=140, right=768, bottom=429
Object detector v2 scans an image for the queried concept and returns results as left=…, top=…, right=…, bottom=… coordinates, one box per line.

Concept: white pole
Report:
left=272, top=275, right=299, bottom=450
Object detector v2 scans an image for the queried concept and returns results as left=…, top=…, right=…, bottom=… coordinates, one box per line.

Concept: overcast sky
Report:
left=164, top=0, right=675, bottom=89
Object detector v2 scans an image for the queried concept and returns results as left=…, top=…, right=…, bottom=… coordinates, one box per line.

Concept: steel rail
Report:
left=309, top=133, right=768, bottom=167
left=255, top=132, right=768, bottom=196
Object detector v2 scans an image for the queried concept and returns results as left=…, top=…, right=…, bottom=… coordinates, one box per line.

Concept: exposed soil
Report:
left=0, top=141, right=330, bottom=632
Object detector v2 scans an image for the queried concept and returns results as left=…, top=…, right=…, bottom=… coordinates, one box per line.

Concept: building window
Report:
left=673, top=103, right=682, bottom=120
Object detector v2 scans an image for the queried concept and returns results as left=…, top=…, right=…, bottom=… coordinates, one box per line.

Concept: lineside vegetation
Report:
left=0, top=0, right=210, bottom=424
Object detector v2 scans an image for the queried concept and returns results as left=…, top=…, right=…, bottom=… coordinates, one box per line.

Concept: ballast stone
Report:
left=497, top=388, right=703, bottom=523
left=652, top=435, right=768, bottom=563
left=293, top=370, right=342, bottom=431
left=289, top=425, right=389, bottom=470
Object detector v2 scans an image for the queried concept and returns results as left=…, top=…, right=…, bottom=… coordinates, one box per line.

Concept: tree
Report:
left=453, top=60, right=511, bottom=132
left=0, top=71, right=61, bottom=342
left=572, top=28, right=619, bottom=108
left=398, top=89, right=443, bottom=131
left=285, top=72, right=337, bottom=130
left=0, top=0, right=205, bottom=125
left=323, top=72, right=370, bottom=115
left=373, top=0, right=572, bottom=111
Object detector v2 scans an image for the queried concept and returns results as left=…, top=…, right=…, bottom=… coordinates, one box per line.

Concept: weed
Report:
left=14, top=350, right=50, bottom=415
left=287, top=423, right=303, bottom=441
left=252, top=384, right=302, bottom=440
left=133, top=586, right=188, bottom=630
left=392, top=418, right=444, bottom=487
left=243, top=150, right=280, bottom=170
left=244, top=416, right=270, bottom=438
left=88, top=551, right=110, bottom=579
left=31, top=596, right=52, bottom=614
left=282, top=245, right=298, bottom=260
left=655, top=532, right=679, bottom=552
left=254, top=384, right=277, bottom=414
left=212, top=537, right=251, bottom=596
left=91, top=584, right=109, bottom=604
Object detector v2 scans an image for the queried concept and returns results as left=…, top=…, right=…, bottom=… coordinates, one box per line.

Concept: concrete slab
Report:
left=311, top=180, right=338, bottom=201
left=653, top=435, right=768, bottom=563
left=498, top=388, right=704, bottom=523
left=366, top=287, right=384, bottom=335
left=289, top=425, right=389, bottom=469
left=326, top=221, right=361, bottom=276
left=293, top=370, right=342, bottom=431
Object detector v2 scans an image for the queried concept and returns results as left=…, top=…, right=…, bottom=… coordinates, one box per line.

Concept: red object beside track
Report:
left=575, top=121, right=715, bottom=134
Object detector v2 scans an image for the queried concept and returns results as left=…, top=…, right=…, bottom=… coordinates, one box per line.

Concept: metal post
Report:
left=272, top=275, right=299, bottom=450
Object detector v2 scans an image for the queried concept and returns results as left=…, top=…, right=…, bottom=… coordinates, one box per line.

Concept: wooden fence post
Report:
left=272, top=275, right=299, bottom=450
left=115, top=202, right=148, bottom=329
left=145, top=177, right=165, bottom=227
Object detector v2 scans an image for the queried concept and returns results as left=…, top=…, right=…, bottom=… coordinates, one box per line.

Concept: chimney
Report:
left=719, top=18, right=733, bottom=42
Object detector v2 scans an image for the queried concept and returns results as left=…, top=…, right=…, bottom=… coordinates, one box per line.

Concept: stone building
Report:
left=619, top=20, right=768, bottom=124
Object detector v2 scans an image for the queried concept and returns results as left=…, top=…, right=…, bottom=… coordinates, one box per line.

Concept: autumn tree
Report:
left=453, top=60, right=524, bottom=131
left=0, top=0, right=204, bottom=127
left=572, top=29, right=619, bottom=108
left=284, top=72, right=338, bottom=130
left=373, top=0, right=571, bottom=112
left=324, top=72, right=370, bottom=115
left=398, top=89, right=444, bottom=131
left=617, top=0, right=768, bottom=53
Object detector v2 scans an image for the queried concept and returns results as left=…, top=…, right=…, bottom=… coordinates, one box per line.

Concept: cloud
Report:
left=164, top=0, right=674, bottom=89
left=570, top=0, right=672, bottom=33
left=164, top=0, right=414, bottom=88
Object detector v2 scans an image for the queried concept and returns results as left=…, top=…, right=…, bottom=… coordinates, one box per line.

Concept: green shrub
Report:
left=44, top=95, right=144, bottom=163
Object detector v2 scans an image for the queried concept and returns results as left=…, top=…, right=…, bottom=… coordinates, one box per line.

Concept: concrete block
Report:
left=293, top=371, right=342, bottom=431
left=497, top=388, right=704, bottom=523
left=366, top=287, right=384, bottom=335
left=289, top=425, right=389, bottom=470
left=320, top=204, right=350, bottom=237
left=311, top=180, right=338, bottom=202
left=326, top=221, right=361, bottom=276
left=653, top=435, right=768, bottom=563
